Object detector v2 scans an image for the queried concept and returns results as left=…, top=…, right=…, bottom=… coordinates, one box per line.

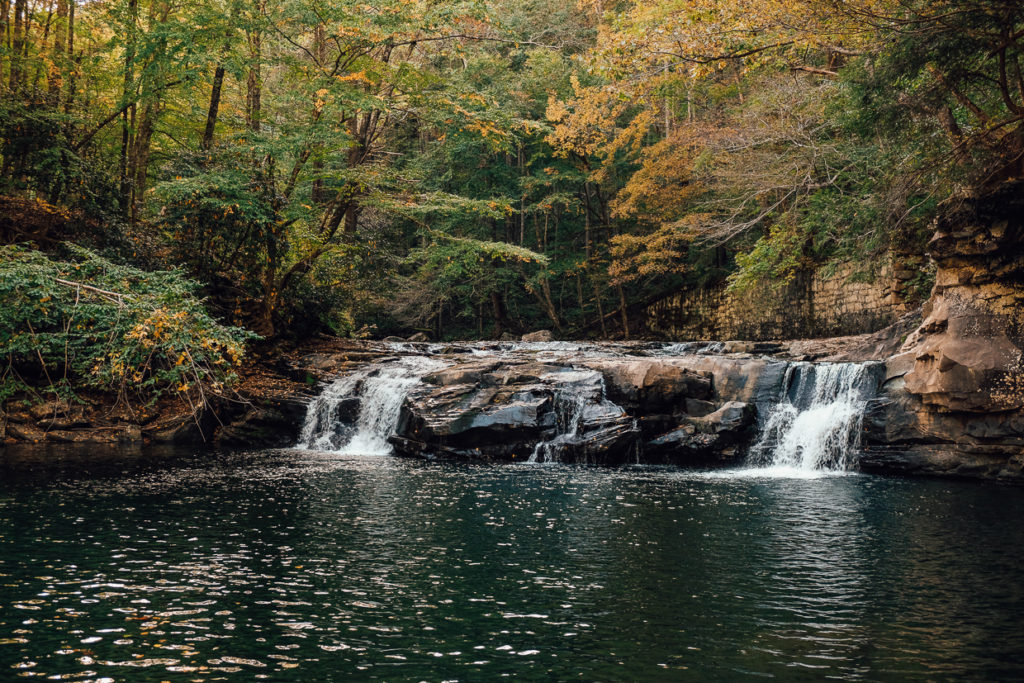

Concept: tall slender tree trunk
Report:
left=311, top=22, right=326, bottom=203
left=30, top=0, right=55, bottom=93
left=119, top=0, right=138, bottom=220
left=490, top=291, right=507, bottom=338
left=63, top=0, right=73, bottom=114
left=617, top=285, right=630, bottom=339
left=246, top=0, right=263, bottom=133
left=1, top=0, right=10, bottom=91
left=48, top=0, right=67, bottom=101
left=538, top=277, right=562, bottom=331
left=202, top=64, right=226, bottom=150
left=590, top=273, right=608, bottom=337
left=128, top=0, right=171, bottom=224
left=9, top=0, right=25, bottom=91
left=131, top=100, right=159, bottom=223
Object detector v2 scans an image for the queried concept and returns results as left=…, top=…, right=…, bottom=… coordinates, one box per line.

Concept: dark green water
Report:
left=1, top=447, right=1023, bottom=681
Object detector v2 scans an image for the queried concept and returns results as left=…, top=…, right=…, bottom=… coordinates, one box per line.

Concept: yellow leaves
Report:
left=611, top=128, right=705, bottom=222
left=336, top=71, right=374, bottom=86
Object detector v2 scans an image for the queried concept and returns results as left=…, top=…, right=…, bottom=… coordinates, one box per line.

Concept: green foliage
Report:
left=6, top=0, right=1015, bottom=347
left=0, top=245, right=256, bottom=409
left=154, top=155, right=283, bottom=293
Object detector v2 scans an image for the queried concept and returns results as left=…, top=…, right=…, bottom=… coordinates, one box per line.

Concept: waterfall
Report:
left=747, top=362, right=878, bottom=473
left=527, top=371, right=623, bottom=464
left=526, top=390, right=590, bottom=464
left=297, top=356, right=445, bottom=455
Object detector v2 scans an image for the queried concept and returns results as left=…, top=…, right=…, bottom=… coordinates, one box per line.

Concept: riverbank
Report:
left=3, top=298, right=1021, bottom=484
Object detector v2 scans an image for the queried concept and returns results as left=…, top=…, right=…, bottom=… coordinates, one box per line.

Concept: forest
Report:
left=1, top=0, right=1023, bottom=408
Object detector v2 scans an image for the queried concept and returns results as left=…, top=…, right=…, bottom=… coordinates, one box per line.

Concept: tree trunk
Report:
left=538, top=276, right=562, bottom=331
left=246, top=0, right=264, bottom=133
left=575, top=275, right=585, bottom=323
left=617, top=284, right=630, bottom=339
left=131, top=100, right=159, bottom=223
left=490, top=290, right=507, bottom=337
left=8, top=0, right=24, bottom=91
left=1, top=0, right=9, bottom=91
left=63, top=0, right=73, bottom=114
left=590, top=271, right=608, bottom=338
left=48, top=0, right=66, bottom=100
left=119, top=0, right=138, bottom=221
left=311, top=23, right=326, bottom=202
left=201, top=64, right=225, bottom=149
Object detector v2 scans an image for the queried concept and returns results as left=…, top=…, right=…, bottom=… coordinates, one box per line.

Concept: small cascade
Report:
left=297, top=356, right=445, bottom=455
left=748, top=362, right=878, bottom=472
left=526, top=390, right=589, bottom=464
left=527, top=371, right=624, bottom=464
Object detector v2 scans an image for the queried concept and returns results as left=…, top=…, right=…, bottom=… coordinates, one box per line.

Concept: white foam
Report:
left=297, top=356, right=445, bottom=454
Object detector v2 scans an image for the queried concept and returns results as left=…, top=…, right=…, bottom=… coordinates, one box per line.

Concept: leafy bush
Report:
left=0, top=245, right=257, bottom=410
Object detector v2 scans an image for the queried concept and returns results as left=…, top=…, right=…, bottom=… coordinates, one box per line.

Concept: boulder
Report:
left=583, top=359, right=712, bottom=412
left=644, top=401, right=756, bottom=465
left=391, top=363, right=639, bottom=463
left=521, top=330, right=554, bottom=342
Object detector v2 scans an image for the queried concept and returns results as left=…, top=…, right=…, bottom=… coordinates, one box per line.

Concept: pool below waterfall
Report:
left=2, top=446, right=1024, bottom=681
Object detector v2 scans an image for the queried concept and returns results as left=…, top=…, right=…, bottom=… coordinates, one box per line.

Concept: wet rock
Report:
left=391, top=363, right=639, bottom=463
left=684, top=398, right=717, bottom=417
left=583, top=359, right=712, bottom=412
left=7, top=423, right=46, bottom=442
left=521, top=330, right=554, bottom=342
left=408, top=332, right=430, bottom=342
left=212, top=393, right=310, bottom=448
left=644, top=401, right=756, bottom=465
left=423, top=362, right=501, bottom=387
left=651, top=357, right=790, bottom=405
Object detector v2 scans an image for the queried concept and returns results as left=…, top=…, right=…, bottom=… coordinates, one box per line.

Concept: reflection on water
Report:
left=1, top=446, right=1023, bottom=681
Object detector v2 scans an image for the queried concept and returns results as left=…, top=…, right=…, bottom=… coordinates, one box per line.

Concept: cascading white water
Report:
left=297, top=356, right=445, bottom=455
left=526, top=390, right=589, bottom=464
left=747, top=362, right=877, bottom=473
left=527, top=371, right=622, bottom=464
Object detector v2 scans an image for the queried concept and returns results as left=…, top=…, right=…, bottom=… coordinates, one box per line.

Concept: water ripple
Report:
left=1, top=448, right=1023, bottom=680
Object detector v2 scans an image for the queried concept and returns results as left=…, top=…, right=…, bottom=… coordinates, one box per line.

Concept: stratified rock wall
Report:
left=862, top=182, right=1024, bottom=480
left=645, top=258, right=924, bottom=341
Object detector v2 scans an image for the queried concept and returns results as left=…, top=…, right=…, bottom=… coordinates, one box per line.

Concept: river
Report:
left=2, top=446, right=1023, bottom=681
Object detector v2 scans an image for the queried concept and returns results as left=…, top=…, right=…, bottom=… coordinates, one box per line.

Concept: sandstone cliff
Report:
left=862, top=181, right=1024, bottom=479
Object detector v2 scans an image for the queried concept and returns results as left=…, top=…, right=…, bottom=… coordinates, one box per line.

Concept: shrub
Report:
left=0, top=245, right=257, bottom=412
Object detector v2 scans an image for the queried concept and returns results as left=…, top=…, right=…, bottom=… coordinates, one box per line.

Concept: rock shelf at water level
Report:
left=295, top=342, right=883, bottom=473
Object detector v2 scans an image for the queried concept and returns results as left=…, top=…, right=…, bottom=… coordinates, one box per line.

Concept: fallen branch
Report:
left=791, top=65, right=839, bottom=78
left=54, top=278, right=130, bottom=305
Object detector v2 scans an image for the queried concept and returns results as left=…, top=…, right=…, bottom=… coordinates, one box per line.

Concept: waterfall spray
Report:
left=748, top=363, right=878, bottom=472
left=297, top=356, right=445, bottom=454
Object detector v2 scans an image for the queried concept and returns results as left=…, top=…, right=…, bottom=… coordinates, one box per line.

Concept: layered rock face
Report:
left=862, top=182, right=1024, bottom=479
left=388, top=354, right=764, bottom=466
